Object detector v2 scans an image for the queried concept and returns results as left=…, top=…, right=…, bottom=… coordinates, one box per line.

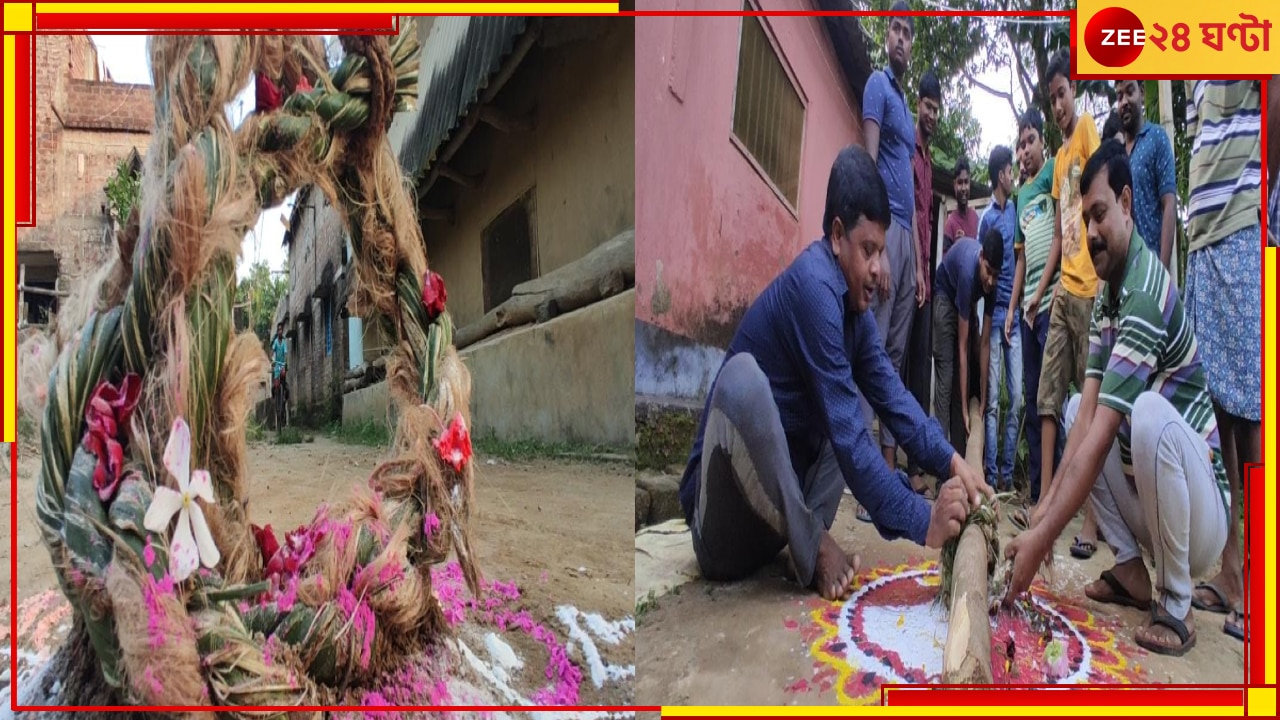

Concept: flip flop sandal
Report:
left=1085, top=569, right=1150, bottom=610
left=1224, top=608, right=1245, bottom=641
left=856, top=505, right=872, bottom=524
left=1138, top=605, right=1197, bottom=657
left=1191, top=581, right=1232, bottom=614
left=1070, top=536, right=1097, bottom=559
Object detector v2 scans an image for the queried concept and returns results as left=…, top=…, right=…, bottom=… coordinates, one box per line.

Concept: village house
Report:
left=18, top=35, right=152, bottom=327
left=280, top=17, right=635, bottom=447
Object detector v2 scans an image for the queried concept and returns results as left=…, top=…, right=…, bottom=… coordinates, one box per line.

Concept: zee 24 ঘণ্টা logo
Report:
left=1084, top=6, right=1272, bottom=68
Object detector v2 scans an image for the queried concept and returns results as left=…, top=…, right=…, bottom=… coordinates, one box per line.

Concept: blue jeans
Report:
left=1021, top=311, right=1061, bottom=502
left=984, top=311, right=1023, bottom=486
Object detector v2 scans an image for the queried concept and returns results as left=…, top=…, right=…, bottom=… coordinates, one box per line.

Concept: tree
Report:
left=861, top=1, right=988, bottom=178
left=103, top=158, right=141, bottom=227
left=236, top=261, right=288, bottom=347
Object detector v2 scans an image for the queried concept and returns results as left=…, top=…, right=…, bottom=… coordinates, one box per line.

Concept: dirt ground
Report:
left=3, top=435, right=636, bottom=709
left=636, top=487, right=1245, bottom=706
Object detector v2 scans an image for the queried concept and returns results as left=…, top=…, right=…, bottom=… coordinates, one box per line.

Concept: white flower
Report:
left=143, top=417, right=220, bottom=581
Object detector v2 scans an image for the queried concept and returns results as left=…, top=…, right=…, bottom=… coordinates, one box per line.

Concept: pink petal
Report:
left=169, top=506, right=199, bottom=581
left=164, top=417, right=191, bottom=491
left=188, top=469, right=214, bottom=504
left=188, top=502, right=221, bottom=570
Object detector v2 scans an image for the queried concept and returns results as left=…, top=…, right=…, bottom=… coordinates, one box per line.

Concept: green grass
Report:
left=473, top=433, right=632, bottom=464
left=246, top=418, right=266, bottom=443
left=325, top=420, right=391, bottom=447
left=273, top=426, right=305, bottom=445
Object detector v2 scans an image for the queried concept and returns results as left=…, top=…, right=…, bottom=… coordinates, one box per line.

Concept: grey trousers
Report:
left=691, top=353, right=845, bottom=588
left=864, top=219, right=917, bottom=450
left=1066, top=392, right=1230, bottom=619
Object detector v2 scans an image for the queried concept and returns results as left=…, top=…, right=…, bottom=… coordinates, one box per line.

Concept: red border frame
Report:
left=3, top=3, right=1269, bottom=715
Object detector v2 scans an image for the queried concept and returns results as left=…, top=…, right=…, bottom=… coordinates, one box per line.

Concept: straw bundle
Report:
left=34, top=22, right=480, bottom=713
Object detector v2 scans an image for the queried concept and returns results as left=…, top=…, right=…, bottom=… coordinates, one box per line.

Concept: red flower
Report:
left=255, top=73, right=283, bottom=114
left=252, top=523, right=281, bottom=567
left=264, top=523, right=326, bottom=581
left=433, top=414, right=473, bottom=472
left=294, top=75, right=312, bottom=94
left=421, top=271, right=448, bottom=322
left=82, top=374, right=142, bottom=501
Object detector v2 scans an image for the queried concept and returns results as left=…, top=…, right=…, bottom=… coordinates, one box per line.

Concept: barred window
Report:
left=732, top=5, right=805, bottom=208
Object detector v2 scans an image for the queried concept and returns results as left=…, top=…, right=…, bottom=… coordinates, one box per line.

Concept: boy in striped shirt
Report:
left=1183, top=80, right=1263, bottom=641
left=1012, top=108, right=1059, bottom=510
left=1005, top=141, right=1229, bottom=657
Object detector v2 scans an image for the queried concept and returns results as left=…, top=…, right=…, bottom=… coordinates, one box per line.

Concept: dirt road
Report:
left=3, top=435, right=636, bottom=709
left=636, top=488, right=1245, bottom=706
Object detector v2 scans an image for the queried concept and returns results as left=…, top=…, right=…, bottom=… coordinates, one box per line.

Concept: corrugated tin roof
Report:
left=398, top=16, right=529, bottom=177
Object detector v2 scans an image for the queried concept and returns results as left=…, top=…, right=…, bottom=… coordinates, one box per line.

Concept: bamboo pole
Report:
left=942, top=397, right=993, bottom=684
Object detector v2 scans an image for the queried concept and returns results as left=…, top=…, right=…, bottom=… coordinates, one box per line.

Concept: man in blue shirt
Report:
left=861, top=1, right=918, bottom=473
left=932, top=231, right=1003, bottom=449
left=1116, top=80, right=1178, bottom=267
left=271, top=322, right=289, bottom=400
left=977, top=145, right=1022, bottom=491
left=678, top=146, right=990, bottom=601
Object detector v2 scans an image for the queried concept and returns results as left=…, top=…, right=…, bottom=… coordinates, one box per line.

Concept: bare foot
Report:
left=812, top=531, right=859, bottom=601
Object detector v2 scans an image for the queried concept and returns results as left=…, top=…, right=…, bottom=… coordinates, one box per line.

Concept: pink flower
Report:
left=421, top=271, right=448, bottom=321
left=423, top=512, right=441, bottom=541
left=294, top=75, right=312, bottom=93
left=82, top=373, right=142, bottom=501
left=433, top=414, right=473, bottom=472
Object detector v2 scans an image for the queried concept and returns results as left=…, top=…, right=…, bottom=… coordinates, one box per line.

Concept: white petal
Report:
left=188, top=469, right=214, bottom=504
left=188, top=502, right=221, bottom=570
left=164, top=417, right=192, bottom=491
left=169, top=506, right=199, bottom=581
left=143, top=487, right=184, bottom=533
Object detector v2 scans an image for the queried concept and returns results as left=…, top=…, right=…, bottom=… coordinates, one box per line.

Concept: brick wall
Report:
left=18, top=36, right=154, bottom=301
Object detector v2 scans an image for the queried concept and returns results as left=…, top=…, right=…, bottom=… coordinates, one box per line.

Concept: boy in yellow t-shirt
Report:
left=1024, top=48, right=1102, bottom=560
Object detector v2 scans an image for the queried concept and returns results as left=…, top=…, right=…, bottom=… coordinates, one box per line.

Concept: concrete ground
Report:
left=635, top=480, right=1245, bottom=706
left=4, top=436, right=636, bottom=711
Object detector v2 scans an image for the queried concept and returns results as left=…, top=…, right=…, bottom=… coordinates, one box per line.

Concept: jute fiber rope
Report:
left=35, top=22, right=481, bottom=712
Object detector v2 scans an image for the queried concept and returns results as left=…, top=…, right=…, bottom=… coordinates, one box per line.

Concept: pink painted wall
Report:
left=635, top=1, right=864, bottom=347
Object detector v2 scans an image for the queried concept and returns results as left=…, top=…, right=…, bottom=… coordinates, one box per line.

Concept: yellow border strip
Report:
left=4, top=34, right=15, bottom=444
left=35, top=3, right=619, bottom=14
left=4, top=4, right=34, bottom=32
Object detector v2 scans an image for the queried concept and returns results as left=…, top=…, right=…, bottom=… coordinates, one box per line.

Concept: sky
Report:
left=91, top=35, right=294, bottom=282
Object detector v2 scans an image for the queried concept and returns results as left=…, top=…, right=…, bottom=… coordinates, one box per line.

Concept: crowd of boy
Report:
left=678, top=6, right=1260, bottom=658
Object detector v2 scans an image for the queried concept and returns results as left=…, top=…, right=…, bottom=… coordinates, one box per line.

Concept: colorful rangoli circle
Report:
left=787, top=560, right=1147, bottom=704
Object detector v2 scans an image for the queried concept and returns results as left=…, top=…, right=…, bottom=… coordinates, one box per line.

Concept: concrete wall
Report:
left=634, top=4, right=863, bottom=400
left=284, top=191, right=348, bottom=424
left=344, top=291, right=635, bottom=447
left=20, top=36, right=152, bottom=292
left=421, top=19, right=636, bottom=329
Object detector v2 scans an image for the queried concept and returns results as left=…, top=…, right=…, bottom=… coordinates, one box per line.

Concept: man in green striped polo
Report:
left=1005, top=140, right=1229, bottom=658
left=1012, top=108, right=1060, bottom=510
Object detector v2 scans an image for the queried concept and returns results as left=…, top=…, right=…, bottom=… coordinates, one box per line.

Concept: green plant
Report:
left=274, top=426, right=304, bottom=445
left=103, top=159, right=141, bottom=227
left=473, top=433, right=632, bottom=464
left=325, top=420, right=390, bottom=447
